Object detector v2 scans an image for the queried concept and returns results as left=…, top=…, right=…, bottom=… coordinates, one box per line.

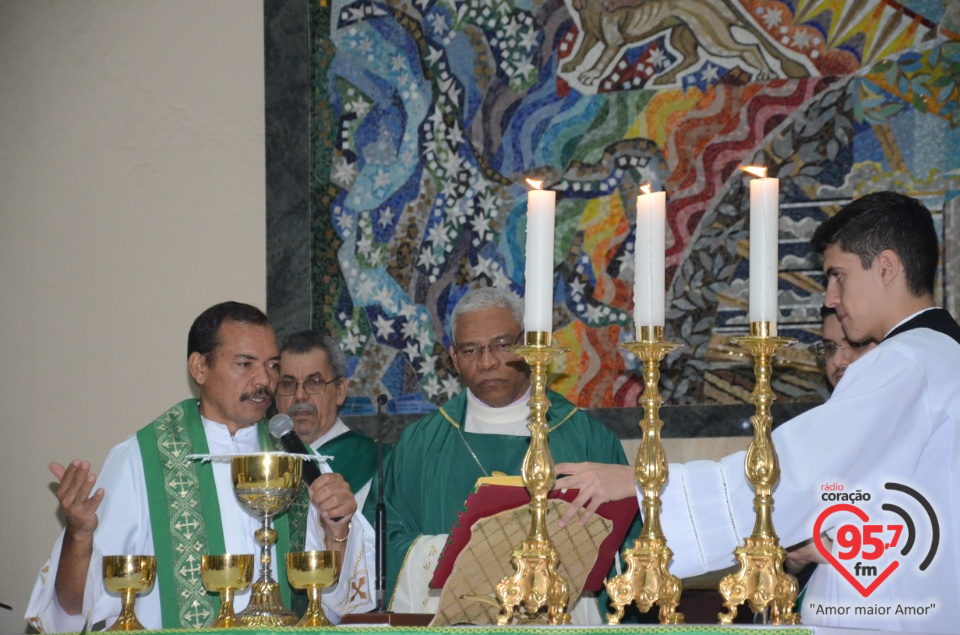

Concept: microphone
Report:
left=375, top=394, right=388, bottom=611
left=268, top=414, right=323, bottom=486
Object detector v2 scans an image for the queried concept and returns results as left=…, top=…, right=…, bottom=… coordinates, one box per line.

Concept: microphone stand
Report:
left=375, top=394, right=388, bottom=612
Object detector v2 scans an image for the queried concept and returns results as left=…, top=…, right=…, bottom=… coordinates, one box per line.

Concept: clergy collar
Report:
left=309, top=418, right=350, bottom=451
left=200, top=414, right=259, bottom=441
left=884, top=306, right=938, bottom=338
left=465, top=387, right=532, bottom=426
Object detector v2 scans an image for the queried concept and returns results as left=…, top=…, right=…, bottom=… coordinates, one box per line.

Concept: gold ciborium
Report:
left=286, top=550, right=342, bottom=627
left=231, top=453, right=302, bottom=626
left=201, top=554, right=254, bottom=628
left=103, top=555, right=156, bottom=631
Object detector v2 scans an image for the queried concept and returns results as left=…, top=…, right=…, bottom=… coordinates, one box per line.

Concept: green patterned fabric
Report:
left=137, top=399, right=310, bottom=627
left=316, top=429, right=380, bottom=494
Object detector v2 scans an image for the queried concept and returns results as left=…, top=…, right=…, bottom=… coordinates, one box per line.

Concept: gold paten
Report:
left=103, top=555, right=156, bottom=631
left=286, top=550, right=342, bottom=627
left=718, top=321, right=800, bottom=625
left=231, top=453, right=302, bottom=626
left=495, top=331, right=572, bottom=625
left=606, top=325, right=684, bottom=625
left=200, top=553, right=254, bottom=628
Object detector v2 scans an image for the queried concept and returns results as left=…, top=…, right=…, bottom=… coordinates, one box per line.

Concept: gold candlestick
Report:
left=495, top=331, right=572, bottom=625
left=718, top=321, right=800, bottom=625
left=606, top=326, right=683, bottom=624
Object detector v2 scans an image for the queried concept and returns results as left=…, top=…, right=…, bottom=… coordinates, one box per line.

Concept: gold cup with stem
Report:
left=201, top=553, right=254, bottom=627
left=102, top=555, right=156, bottom=631
left=231, top=452, right=303, bottom=626
left=286, top=550, right=343, bottom=627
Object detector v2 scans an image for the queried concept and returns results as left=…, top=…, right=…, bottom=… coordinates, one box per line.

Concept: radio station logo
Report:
left=814, top=482, right=939, bottom=597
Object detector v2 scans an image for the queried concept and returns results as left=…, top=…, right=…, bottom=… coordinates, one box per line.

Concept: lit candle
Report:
left=633, top=184, right=666, bottom=329
left=742, top=166, right=779, bottom=333
left=524, top=179, right=556, bottom=333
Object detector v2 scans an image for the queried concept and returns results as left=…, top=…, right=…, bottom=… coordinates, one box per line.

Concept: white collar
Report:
left=885, top=306, right=938, bottom=337
left=309, top=418, right=350, bottom=450
left=465, top=387, right=532, bottom=426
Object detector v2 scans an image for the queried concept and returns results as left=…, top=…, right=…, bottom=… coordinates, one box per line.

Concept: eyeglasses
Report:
left=454, top=334, right=523, bottom=360
left=813, top=340, right=867, bottom=361
left=276, top=374, right=339, bottom=396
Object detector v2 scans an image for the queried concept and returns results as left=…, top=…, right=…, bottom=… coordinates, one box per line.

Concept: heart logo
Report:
left=813, top=503, right=899, bottom=597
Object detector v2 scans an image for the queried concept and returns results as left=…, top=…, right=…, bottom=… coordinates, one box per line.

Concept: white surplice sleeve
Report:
left=26, top=438, right=153, bottom=633
left=308, top=460, right=376, bottom=620
left=659, top=337, right=935, bottom=577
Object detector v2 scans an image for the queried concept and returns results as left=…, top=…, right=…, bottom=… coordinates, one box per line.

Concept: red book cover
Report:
left=429, top=476, right=639, bottom=591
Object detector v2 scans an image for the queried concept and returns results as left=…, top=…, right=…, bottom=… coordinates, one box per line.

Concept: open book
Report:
left=428, top=475, right=639, bottom=625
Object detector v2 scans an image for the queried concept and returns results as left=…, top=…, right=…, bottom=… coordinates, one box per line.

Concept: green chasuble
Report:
left=137, top=399, right=309, bottom=628
left=315, top=429, right=380, bottom=494
left=362, top=390, right=642, bottom=611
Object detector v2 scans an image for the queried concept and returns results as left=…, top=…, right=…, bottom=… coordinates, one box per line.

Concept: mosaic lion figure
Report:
left=562, top=0, right=811, bottom=86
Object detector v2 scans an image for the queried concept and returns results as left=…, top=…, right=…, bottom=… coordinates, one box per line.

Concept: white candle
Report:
left=524, top=179, right=556, bottom=333
left=633, top=185, right=666, bottom=329
left=743, top=166, right=779, bottom=333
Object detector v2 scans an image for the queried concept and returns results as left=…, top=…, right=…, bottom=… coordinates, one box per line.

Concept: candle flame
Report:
left=740, top=165, right=767, bottom=178
left=525, top=178, right=543, bottom=190
left=640, top=183, right=652, bottom=195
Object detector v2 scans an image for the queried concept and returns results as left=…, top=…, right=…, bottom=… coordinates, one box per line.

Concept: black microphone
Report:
left=268, top=414, right=323, bottom=485
left=375, top=394, right=388, bottom=611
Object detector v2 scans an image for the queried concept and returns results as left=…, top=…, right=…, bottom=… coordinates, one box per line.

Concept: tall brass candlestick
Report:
left=495, top=331, right=571, bottom=625
left=606, top=326, right=683, bottom=624
left=718, top=321, right=799, bottom=625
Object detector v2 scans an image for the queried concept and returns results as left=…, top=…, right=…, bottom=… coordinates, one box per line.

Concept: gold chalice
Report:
left=231, top=453, right=302, bottom=626
left=201, top=554, right=254, bottom=628
left=286, top=550, right=342, bottom=627
left=103, top=555, right=156, bottom=631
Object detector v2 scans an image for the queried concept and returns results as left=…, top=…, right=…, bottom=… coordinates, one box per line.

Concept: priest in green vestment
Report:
left=276, top=329, right=380, bottom=508
left=27, top=302, right=375, bottom=632
left=362, top=288, right=641, bottom=623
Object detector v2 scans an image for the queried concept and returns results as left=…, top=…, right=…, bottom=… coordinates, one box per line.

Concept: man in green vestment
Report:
left=27, top=302, right=375, bottom=632
left=362, top=288, right=641, bottom=623
left=276, top=330, right=379, bottom=508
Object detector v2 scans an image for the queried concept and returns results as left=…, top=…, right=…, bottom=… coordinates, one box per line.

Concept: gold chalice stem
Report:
left=256, top=515, right=278, bottom=583
left=718, top=322, right=799, bottom=625
left=606, top=327, right=683, bottom=625
left=301, top=585, right=332, bottom=627
left=211, top=588, right=238, bottom=628
left=495, top=331, right=571, bottom=626
left=110, top=589, right=144, bottom=631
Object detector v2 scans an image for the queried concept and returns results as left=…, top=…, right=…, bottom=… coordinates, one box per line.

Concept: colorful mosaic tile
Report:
left=311, top=0, right=960, bottom=413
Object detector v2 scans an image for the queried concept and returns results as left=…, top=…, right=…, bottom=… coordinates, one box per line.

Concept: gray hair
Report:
left=280, top=330, right=347, bottom=379
left=450, top=287, right=524, bottom=340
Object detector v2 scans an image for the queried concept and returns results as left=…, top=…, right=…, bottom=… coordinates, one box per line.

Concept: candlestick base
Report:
left=718, top=321, right=799, bottom=625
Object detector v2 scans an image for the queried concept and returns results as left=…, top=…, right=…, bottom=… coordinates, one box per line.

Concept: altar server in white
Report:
left=557, top=192, right=959, bottom=632
left=26, top=302, right=375, bottom=632
left=658, top=192, right=960, bottom=632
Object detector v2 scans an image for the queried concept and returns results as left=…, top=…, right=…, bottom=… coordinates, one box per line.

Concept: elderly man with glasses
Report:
left=276, top=330, right=379, bottom=510
left=363, top=287, right=641, bottom=623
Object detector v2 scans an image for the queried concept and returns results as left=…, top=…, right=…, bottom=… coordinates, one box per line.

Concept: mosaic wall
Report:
left=308, top=0, right=960, bottom=415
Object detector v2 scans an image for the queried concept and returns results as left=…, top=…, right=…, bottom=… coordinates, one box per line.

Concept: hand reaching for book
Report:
left=553, top=462, right=636, bottom=528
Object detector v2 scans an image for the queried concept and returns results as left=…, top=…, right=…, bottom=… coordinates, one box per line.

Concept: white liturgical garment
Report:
left=27, top=416, right=375, bottom=632
left=658, top=314, right=960, bottom=633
